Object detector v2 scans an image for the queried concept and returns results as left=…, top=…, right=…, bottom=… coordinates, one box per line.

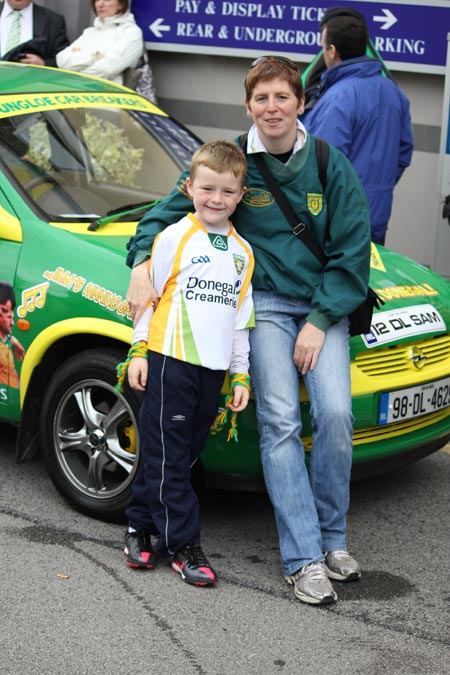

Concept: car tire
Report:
left=39, top=348, right=142, bottom=523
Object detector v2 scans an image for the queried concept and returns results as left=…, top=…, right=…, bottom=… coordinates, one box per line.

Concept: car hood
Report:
left=71, top=231, right=132, bottom=258
left=355, top=245, right=450, bottom=350
left=47, top=218, right=135, bottom=257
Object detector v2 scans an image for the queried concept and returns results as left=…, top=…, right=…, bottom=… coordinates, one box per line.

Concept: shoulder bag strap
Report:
left=314, top=136, right=329, bottom=191
left=251, top=152, right=328, bottom=266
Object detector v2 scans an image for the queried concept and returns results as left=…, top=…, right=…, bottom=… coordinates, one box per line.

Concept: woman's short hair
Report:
left=91, top=0, right=129, bottom=16
left=244, top=56, right=303, bottom=104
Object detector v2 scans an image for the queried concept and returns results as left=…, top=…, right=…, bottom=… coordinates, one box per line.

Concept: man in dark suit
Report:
left=0, top=0, right=69, bottom=67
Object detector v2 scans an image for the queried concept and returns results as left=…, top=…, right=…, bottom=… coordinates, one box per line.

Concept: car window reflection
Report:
left=0, top=108, right=199, bottom=221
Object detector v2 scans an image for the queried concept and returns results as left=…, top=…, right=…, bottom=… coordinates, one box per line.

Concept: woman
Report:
left=125, top=56, right=371, bottom=606
left=56, top=0, right=143, bottom=85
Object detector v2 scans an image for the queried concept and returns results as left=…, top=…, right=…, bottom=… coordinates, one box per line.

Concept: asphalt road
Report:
left=1, top=422, right=449, bottom=675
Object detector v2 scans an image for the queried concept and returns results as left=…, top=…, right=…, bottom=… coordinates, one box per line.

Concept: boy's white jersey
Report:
left=142, top=213, right=254, bottom=371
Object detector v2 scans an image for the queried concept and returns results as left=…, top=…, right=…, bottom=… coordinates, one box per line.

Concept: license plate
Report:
left=378, top=376, right=450, bottom=424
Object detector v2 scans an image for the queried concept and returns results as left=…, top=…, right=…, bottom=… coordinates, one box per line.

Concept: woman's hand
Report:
left=126, top=261, right=158, bottom=324
left=293, top=322, right=325, bottom=375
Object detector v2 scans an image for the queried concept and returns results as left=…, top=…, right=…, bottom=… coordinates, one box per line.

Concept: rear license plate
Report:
left=378, top=376, right=450, bottom=424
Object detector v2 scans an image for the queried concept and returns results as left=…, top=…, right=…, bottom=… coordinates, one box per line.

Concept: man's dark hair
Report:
left=0, top=282, right=15, bottom=308
left=322, top=16, right=369, bottom=61
left=320, top=6, right=367, bottom=30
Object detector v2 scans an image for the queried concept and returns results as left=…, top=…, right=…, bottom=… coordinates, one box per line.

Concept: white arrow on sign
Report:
left=373, top=8, right=397, bottom=30
left=149, top=18, right=171, bottom=38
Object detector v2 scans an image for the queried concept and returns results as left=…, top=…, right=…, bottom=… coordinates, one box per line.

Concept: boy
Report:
left=123, top=141, right=254, bottom=586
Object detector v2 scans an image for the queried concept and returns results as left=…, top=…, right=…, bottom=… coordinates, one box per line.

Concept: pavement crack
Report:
left=0, top=506, right=208, bottom=675
left=2, top=504, right=450, bottom=651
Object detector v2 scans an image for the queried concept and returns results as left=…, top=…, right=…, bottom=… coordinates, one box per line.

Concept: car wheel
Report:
left=40, top=348, right=141, bottom=522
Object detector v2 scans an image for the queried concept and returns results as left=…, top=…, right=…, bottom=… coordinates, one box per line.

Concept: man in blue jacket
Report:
left=301, top=13, right=413, bottom=245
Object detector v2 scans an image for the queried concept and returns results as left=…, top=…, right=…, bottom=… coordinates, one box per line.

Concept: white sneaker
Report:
left=325, top=550, right=361, bottom=582
left=285, top=561, right=337, bottom=605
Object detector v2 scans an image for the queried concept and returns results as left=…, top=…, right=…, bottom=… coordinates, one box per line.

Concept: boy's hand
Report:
left=226, top=385, right=249, bottom=412
left=126, top=261, right=159, bottom=324
left=127, top=357, right=148, bottom=391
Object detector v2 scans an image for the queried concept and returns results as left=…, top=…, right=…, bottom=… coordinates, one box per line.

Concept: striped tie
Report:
left=5, top=10, right=21, bottom=54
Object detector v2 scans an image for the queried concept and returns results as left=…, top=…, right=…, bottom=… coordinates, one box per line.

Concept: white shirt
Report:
left=133, top=214, right=255, bottom=372
left=246, top=119, right=307, bottom=155
left=0, top=2, right=33, bottom=57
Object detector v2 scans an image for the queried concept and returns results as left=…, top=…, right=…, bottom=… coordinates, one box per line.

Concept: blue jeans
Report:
left=249, top=291, right=354, bottom=576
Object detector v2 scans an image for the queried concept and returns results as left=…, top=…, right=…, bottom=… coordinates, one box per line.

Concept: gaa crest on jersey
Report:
left=208, top=233, right=228, bottom=251
left=233, top=254, right=245, bottom=275
left=307, top=192, right=323, bottom=216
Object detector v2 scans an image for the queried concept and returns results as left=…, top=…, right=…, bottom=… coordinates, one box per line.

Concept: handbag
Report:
left=251, top=148, right=384, bottom=336
left=123, top=51, right=158, bottom=105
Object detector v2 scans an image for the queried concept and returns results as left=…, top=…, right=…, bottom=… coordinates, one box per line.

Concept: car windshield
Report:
left=0, top=107, right=200, bottom=221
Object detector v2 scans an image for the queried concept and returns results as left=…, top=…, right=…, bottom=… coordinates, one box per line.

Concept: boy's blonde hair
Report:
left=189, top=141, right=247, bottom=187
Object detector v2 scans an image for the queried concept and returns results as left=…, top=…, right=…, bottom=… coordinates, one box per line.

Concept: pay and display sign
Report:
left=131, top=0, right=450, bottom=74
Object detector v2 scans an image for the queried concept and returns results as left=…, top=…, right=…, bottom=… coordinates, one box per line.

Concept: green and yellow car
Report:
left=1, top=63, right=449, bottom=521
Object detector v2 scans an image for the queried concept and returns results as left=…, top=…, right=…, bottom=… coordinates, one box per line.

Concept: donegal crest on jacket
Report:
left=307, top=192, right=323, bottom=216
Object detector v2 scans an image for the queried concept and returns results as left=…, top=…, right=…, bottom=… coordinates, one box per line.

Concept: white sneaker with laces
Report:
left=285, top=561, right=337, bottom=605
left=325, top=550, right=361, bottom=582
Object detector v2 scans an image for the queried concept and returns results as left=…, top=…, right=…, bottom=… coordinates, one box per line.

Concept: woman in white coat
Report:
left=56, top=0, right=143, bottom=85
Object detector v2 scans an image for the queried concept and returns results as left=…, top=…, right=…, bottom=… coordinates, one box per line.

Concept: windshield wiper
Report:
left=88, top=200, right=161, bottom=231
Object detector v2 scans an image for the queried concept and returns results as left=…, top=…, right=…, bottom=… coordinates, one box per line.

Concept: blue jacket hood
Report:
left=322, top=57, right=383, bottom=90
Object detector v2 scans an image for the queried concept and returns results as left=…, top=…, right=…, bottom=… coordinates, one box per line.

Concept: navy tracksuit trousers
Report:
left=126, top=351, right=225, bottom=554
